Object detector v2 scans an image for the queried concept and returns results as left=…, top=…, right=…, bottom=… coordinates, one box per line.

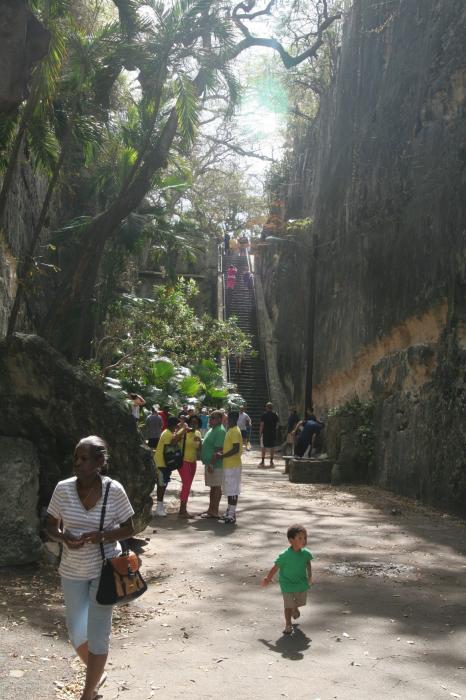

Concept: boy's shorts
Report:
left=282, top=591, right=307, bottom=609
left=240, top=429, right=248, bottom=439
left=223, top=467, right=242, bottom=496
left=204, top=466, right=223, bottom=487
left=156, top=467, right=171, bottom=487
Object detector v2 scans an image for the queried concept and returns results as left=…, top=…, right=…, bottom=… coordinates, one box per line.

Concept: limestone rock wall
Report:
left=0, top=334, right=155, bottom=531
left=258, top=0, right=466, bottom=515
left=0, top=437, right=43, bottom=565
left=0, top=158, right=48, bottom=336
left=0, top=1, right=50, bottom=115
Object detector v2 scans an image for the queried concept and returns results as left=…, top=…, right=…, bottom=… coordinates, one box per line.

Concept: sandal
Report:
left=178, top=511, right=195, bottom=519
left=98, top=672, right=107, bottom=688
left=198, top=512, right=218, bottom=519
left=283, top=626, right=293, bottom=635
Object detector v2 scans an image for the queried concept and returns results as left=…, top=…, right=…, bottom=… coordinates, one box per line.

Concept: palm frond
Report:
left=174, top=76, right=199, bottom=145
left=27, top=111, right=59, bottom=174
left=117, top=145, right=138, bottom=187
left=37, top=19, right=68, bottom=107
left=72, top=115, right=103, bottom=165
left=0, top=115, right=19, bottom=171
left=29, top=0, right=71, bottom=21
left=218, top=64, right=241, bottom=116
left=209, top=20, right=237, bottom=50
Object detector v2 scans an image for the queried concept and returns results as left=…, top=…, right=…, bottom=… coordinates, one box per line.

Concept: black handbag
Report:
left=96, top=481, right=147, bottom=605
left=163, top=430, right=186, bottom=471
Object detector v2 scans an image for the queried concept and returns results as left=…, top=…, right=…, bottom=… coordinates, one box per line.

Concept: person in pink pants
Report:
left=178, top=414, right=202, bottom=518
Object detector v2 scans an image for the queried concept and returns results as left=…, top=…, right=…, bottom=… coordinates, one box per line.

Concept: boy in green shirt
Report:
left=262, top=524, right=313, bottom=634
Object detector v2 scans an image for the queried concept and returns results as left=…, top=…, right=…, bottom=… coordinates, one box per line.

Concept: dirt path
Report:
left=2, top=451, right=465, bottom=700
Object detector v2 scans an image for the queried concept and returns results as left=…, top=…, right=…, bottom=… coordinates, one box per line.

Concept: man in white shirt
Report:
left=237, top=406, right=252, bottom=450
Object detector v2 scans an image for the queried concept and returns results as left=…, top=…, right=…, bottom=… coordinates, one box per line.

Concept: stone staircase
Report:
left=224, top=252, right=269, bottom=442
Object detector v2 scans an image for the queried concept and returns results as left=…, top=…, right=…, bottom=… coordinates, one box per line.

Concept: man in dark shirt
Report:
left=295, top=415, right=324, bottom=458
left=259, top=402, right=279, bottom=468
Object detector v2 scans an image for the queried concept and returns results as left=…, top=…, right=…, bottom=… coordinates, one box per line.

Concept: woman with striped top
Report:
left=46, top=436, right=135, bottom=700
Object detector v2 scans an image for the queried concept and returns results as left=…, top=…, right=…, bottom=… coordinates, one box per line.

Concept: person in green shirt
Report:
left=262, top=524, right=313, bottom=635
left=199, top=410, right=226, bottom=519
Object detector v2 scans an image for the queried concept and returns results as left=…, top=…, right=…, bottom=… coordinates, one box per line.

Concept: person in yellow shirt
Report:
left=178, top=415, right=202, bottom=518
left=221, top=411, right=243, bottom=524
left=154, top=416, right=183, bottom=517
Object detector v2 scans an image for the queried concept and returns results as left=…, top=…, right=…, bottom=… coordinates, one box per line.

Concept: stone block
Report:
left=0, top=437, right=42, bottom=565
left=288, top=458, right=333, bottom=484
left=0, top=334, right=155, bottom=532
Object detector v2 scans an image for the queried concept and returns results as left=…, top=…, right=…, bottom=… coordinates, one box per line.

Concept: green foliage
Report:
left=4, top=0, right=342, bottom=360
left=175, top=76, right=199, bottom=145
left=329, top=396, right=375, bottom=466
left=86, top=279, right=251, bottom=410
left=149, top=359, right=176, bottom=384
left=179, top=374, right=202, bottom=397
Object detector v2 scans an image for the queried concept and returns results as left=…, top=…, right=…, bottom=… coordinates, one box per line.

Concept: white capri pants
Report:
left=61, top=576, right=113, bottom=654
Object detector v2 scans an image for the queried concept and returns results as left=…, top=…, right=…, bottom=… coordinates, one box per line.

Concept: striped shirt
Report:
left=47, top=476, right=134, bottom=580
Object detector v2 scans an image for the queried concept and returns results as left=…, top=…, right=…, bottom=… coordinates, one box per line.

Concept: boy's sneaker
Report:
left=155, top=503, right=167, bottom=517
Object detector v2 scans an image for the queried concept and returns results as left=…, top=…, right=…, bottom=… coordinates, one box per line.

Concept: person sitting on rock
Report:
left=129, top=393, right=145, bottom=420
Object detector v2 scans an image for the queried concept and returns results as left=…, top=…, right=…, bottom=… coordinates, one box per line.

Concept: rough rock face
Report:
left=0, top=1, right=50, bottom=114
left=257, top=0, right=466, bottom=515
left=0, top=437, right=43, bottom=565
left=0, top=161, right=48, bottom=337
left=371, top=291, right=466, bottom=516
left=325, top=413, right=372, bottom=485
left=0, top=334, right=155, bottom=531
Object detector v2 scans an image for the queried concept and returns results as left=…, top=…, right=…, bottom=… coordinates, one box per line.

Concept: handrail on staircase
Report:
left=217, top=243, right=231, bottom=382
left=217, top=242, right=229, bottom=383
left=246, top=249, right=271, bottom=405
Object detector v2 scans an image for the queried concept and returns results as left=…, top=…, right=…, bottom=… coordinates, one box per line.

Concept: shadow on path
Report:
left=258, top=625, right=312, bottom=660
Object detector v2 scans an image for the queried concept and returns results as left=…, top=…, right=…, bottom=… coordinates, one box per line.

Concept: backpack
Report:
left=163, top=431, right=186, bottom=470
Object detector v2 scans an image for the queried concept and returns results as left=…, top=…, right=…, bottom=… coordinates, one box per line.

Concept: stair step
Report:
left=223, top=253, right=270, bottom=410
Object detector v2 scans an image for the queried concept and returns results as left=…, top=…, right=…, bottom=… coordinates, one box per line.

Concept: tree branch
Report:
left=229, top=9, right=342, bottom=68
left=233, top=0, right=278, bottom=26
left=204, top=134, right=275, bottom=161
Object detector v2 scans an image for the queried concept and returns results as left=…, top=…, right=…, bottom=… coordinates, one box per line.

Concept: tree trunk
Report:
left=7, top=97, right=78, bottom=336
left=41, top=109, right=180, bottom=359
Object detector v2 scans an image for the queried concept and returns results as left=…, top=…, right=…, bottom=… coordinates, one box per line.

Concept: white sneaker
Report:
left=155, top=503, right=167, bottom=517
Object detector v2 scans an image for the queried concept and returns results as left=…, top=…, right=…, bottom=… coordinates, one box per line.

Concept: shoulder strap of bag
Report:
left=99, top=479, right=112, bottom=561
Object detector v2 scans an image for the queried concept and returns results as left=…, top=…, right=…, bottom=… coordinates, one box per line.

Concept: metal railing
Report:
left=246, top=248, right=271, bottom=404
left=217, top=242, right=230, bottom=383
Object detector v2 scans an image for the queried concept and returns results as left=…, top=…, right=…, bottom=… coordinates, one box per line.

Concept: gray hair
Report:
left=76, top=435, right=109, bottom=473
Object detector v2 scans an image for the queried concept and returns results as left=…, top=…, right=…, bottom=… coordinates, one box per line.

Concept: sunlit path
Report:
left=100, top=452, right=466, bottom=700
